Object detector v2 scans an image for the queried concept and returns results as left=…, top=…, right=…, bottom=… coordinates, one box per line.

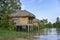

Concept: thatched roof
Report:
left=33, top=19, right=40, bottom=23
left=10, top=10, right=35, bottom=18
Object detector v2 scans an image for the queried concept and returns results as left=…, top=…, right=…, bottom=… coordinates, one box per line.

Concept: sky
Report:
left=20, top=0, right=60, bottom=23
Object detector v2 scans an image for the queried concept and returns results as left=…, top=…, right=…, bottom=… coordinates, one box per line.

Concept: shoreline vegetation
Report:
left=0, top=29, right=38, bottom=40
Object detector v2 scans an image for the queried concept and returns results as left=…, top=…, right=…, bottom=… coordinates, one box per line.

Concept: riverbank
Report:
left=0, top=30, right=38, bottom=40
left=0, top=37, right=37, bottom=40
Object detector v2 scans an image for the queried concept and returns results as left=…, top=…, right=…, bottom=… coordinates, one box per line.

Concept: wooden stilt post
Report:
left=28, top=25, right=30, bottom=40
left=28, top=25, right=29, bottom=32
left=38, top=25, right=40, bottom=35
left=32, top=26, right=33, bottom=32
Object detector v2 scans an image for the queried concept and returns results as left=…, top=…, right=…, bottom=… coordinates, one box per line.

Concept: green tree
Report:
left=53, top=17, right=60, bottom=28
left=46, top=22, right=53, bottom=28
left=56, top=17, right=60, bottom=22
left=0, top=0, right=21, bottom=30
left=0, top=0, right=21, bottom=13
left=39, top=19, right=53, bottom=29
left=39, top=19, right=48, bottom=29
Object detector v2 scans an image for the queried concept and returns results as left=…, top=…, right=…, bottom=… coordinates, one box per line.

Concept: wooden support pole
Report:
left=38, top=25, right=40, bottom=35
left=28, top=25, right=29, bottom=32
left=38, top=25, right=39, bottom=32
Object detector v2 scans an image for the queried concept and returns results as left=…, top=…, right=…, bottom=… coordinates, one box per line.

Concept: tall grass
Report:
left=0, top=30, right=29, bottom=40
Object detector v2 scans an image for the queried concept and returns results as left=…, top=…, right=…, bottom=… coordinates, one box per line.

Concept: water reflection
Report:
left=36, top=28, right=60, bottom=40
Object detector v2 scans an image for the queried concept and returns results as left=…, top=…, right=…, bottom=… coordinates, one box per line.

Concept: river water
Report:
left=35, top=28, right=60, bottom=40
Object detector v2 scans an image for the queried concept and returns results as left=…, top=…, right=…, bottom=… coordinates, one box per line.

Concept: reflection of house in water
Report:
left=10, top=10, right=39, bottom=31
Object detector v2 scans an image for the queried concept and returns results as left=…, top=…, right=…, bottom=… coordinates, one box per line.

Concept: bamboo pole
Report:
left=28, top=25, right=30, bottom=32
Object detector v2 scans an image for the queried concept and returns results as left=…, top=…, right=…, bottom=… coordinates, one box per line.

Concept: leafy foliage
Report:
left=39, top=19, right=48, bottom=29
left=0, top=0, right=21, bottom=30
left=53, top=17, right=60, bottom=28
left=39, top=17, right=60, bottom=29
left=0, top=0, right=21, bottom=13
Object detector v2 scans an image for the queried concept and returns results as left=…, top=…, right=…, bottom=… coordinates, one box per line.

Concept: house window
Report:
left=28, top=17, right=32, bottom=24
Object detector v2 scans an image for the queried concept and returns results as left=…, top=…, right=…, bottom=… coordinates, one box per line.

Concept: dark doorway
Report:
left=15, top=25, right=28, bottom=32
left=16, top=26, right=22, bottom=31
